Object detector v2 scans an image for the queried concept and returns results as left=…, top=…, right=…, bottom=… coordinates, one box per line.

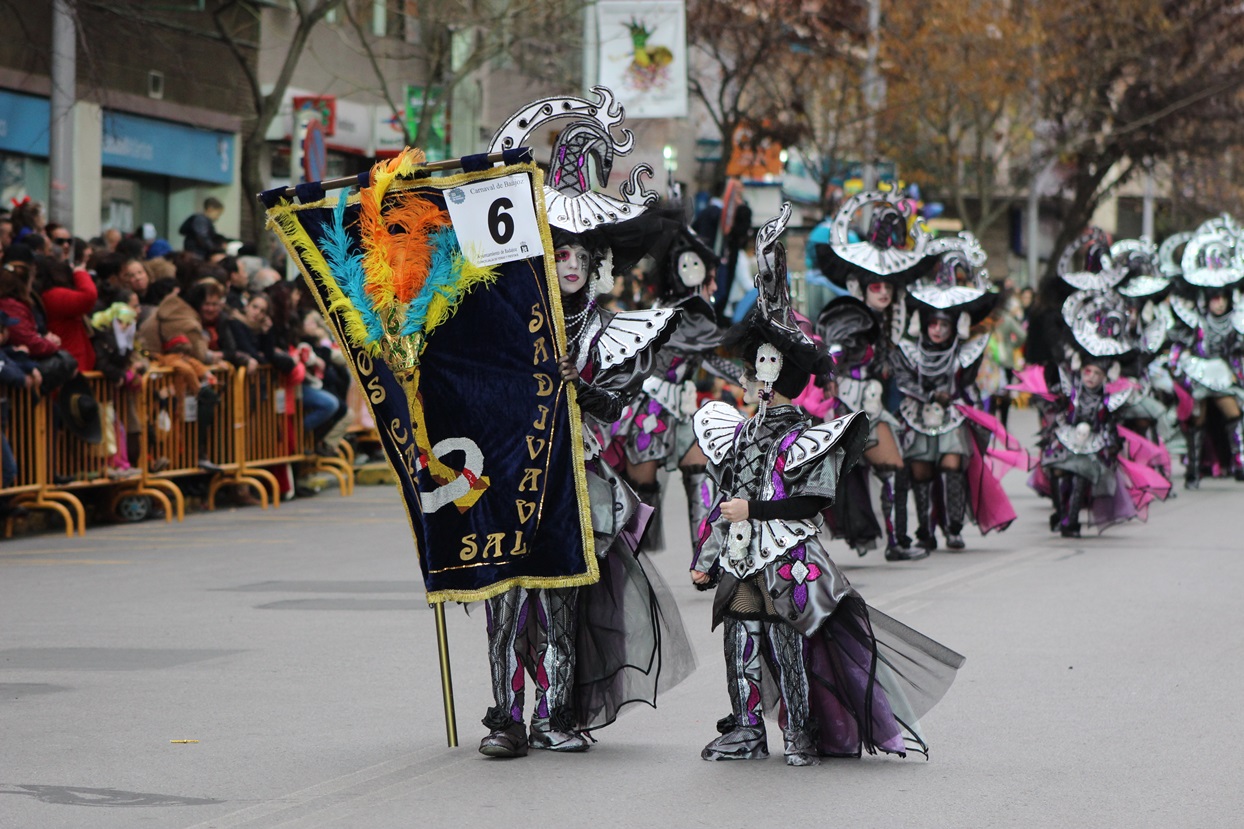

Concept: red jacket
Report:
left=41, top=267, right=97, bottom=371
left=0, top=297, right=60, bottom=358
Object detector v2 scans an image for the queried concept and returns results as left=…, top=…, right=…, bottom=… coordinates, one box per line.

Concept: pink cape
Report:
left=955, top=404, right=1033, bottom=535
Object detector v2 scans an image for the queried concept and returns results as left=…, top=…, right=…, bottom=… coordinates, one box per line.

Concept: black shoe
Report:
left=915, top=534, right=937, bottom=552
left=1049, top=512, right=1060, bottom=532
left=702, top=723, right=768, bottom=761
left=479, top=720, right=529, bottom=758
left=1234, top=469, right=1244, bottom=482
left=945, top=533, right=966, bottom=551
left=1184, top=479, right=1199, bottom=490
left=885, top=544, right=929, bottom=562
left=1060, top=526, right=1081, bottom=539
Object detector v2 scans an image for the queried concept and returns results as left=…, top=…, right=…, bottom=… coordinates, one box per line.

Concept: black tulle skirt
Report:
left=573, top=548, right=697, bottom=731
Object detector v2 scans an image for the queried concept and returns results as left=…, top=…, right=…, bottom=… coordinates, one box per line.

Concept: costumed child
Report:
left=611, top=222, right=735, bottom=554
left=690, top=204, right=963, bottom=766
left=1163, top=217, right=1244, bottom=487
left=893, top=235, right=1024, bottom=551
left=803, top=191, right=936, bottom=561
left=1028, top=288, right=1172, bottom=536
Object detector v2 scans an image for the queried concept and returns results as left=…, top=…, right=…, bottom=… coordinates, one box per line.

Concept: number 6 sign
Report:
left=445, top=173, right=543, bottom=267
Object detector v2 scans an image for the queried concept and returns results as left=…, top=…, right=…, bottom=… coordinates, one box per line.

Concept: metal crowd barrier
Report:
left=0, top=381, right=84, bottom=537
left=0, top=362, right=356, bottom=539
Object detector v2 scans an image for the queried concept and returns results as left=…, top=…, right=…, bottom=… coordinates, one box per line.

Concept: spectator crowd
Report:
left=0, top=195, right=351, bottom=513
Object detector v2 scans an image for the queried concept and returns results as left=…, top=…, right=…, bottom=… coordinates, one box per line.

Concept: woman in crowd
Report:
left=37, top=257, right=98, bottom=373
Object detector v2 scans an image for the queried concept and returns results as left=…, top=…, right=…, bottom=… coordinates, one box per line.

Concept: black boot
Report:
left=1185, top=426, right=1203, bottom=490
left=1227, top=418, right=1244, bottom=482
left=1048, top=475, right=1065, bottom=533
left=1060, top=475, right=1089, bottom=538
left=943, top=471, right=968, bottom=550
left=879, top=470, right=926, bottom=561
left=913, top=480, right=936, bottom=551
left=634, top=481, right=664, bottom=551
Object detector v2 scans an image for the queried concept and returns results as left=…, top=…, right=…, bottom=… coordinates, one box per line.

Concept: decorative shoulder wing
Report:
left=594, top=308, right=678, bottom=373
left=693, top=400, right=745, bottom=465
left=958, top=335, right=990, bottom=369
left=784, top=411, right=869, bottom=473
left=1168, top=296, right=1202, bottom=331
left=1106, top=384, right=1134, bottom=411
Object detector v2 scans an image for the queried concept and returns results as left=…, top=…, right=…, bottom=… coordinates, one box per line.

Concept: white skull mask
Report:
left=755, top=344, right=783, bottom=384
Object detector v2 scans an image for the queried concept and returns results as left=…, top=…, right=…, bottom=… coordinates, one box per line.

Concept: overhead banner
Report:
left=596, top=0, right=688, bottom=119
left=264, top=154, right=597, bottom=603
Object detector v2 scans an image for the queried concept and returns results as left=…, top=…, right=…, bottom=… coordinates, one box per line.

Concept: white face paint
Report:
left=676, top=250, right=707, bottom=288
left=555, top=245, right=591, bottom=295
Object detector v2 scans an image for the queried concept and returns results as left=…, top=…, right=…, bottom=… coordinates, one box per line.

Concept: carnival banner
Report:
left=596, top=0, right=688, bottom=119
left=263, top=152, right=597, bottom=603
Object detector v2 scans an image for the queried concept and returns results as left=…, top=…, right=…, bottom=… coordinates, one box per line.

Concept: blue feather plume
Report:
left=323, top=196, right=385, bottom=344
left=401, top=227, right=462, bottom=336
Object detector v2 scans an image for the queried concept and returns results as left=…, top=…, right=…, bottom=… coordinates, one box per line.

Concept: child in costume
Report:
left=893, top=236, right=1023, bottom=551
left=611, top=222, right=735, bottom=553
left=690, top=205, right=963, bottom=766
left=1163, top=217, right=1244, bottom=487
left=803, top=192, right=937, bottom=561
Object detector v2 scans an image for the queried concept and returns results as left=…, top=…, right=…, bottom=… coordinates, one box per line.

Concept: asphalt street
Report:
left=2, top=409, right=1242, bottom=828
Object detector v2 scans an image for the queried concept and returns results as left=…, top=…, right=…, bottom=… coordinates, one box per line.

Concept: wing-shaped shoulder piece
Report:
left=784, top=411, right=868, bottom=473
left=1168, top=296, right=1202, bottom=331
left=595, top=308, right=678, bottom=373
left=693, top=400, right=745, bottom=464
left=1106, top=385, right=1134, bottom=411
left=958, top=334, right=990, bottom=369
left=896, top=338, right=920, bottom=368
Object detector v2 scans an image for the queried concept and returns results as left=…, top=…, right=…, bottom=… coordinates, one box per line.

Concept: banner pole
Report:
left=432, top=602, right=458, bottom=747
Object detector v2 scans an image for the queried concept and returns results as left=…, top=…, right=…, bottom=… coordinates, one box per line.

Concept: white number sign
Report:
left=445, top=173, right=544, bottom=267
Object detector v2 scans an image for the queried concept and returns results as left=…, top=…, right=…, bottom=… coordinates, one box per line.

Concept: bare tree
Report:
left=343, top=0, right=587, bottom=154
left=1036, top=0, right=1244, bottom=281
left=686, top=0, right=862, bottom=194
left=213, top=0, right=343, bottom=253
left=876, top=0, right=1038, bottom=239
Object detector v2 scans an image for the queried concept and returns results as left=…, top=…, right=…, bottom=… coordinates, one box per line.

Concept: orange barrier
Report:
left=0, top=382, right=83, bottom=537
left=236, top=365, right=353, bottom=502
left=0, top=362, right=357, bottom=539
left=48, top=370, right=183, bottom=528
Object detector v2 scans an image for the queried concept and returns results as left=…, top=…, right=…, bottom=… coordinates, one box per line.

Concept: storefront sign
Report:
left=102, top=112, right=234, bottom=184
left=0, top=90, right=50, bottom=156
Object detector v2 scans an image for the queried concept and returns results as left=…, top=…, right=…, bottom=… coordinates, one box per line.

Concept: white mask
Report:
left=677, top=250, right=707, bottom=287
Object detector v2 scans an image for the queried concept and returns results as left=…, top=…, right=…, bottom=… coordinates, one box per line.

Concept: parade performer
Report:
left=479, top=90, right=695, bottom=758
left=893, top=234, right=1024, bottom=551
left=1111, top=236, right=1178, bottom=464
left=690, top=204, right=963, bottom=765
left=1027, top=288, right=1172, bottom=537
left=610, top=223, right=731, bottom=554
left=804, top=192, right=936, bottom=561
left=1164, top=217, right=1244, bottom=487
